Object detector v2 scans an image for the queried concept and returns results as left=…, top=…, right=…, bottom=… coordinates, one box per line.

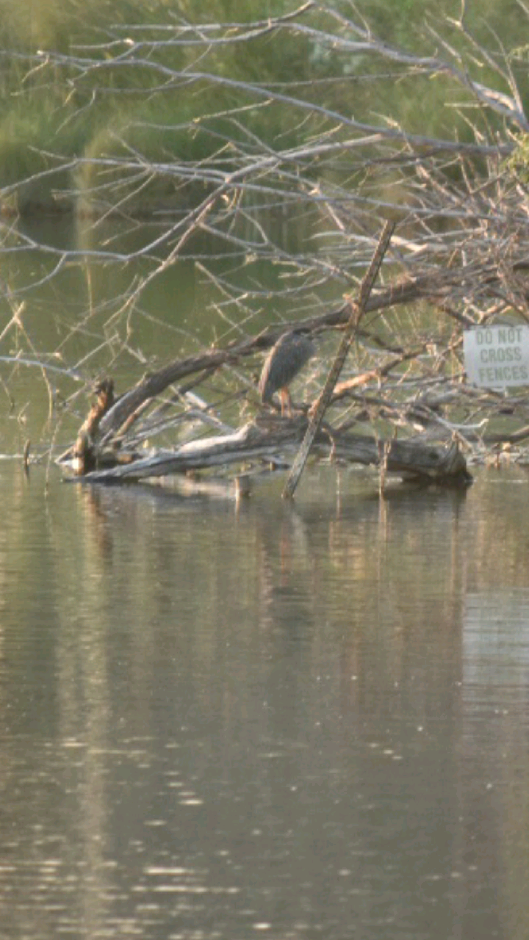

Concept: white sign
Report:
left=463, top=325, right=529, bottom=388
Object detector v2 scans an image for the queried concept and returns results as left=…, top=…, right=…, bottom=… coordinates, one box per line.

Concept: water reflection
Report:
left=1, top=465, right=529, bottom=938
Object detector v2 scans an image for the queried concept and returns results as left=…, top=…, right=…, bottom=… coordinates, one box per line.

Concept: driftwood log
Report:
left=68, top=416, right=471, bottom=488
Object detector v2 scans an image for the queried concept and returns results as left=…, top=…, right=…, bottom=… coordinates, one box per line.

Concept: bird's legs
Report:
left=279, top=387, right=293, bottom=417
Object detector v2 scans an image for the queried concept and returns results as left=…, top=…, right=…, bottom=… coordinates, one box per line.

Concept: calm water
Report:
left=2, top=216, right=529, bottom=938
left=1, top=459, right=529, bottom=940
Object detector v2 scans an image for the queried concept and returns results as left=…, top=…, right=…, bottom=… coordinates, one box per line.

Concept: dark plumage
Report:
left=258, top=330, right=315, bottom=415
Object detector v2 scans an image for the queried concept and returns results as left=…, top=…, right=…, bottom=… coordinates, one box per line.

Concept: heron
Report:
left=258, top=330, right=315, bottom=416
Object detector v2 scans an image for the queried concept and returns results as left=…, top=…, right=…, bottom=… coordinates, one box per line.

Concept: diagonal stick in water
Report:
left=282, top=219, right=396, bottom=499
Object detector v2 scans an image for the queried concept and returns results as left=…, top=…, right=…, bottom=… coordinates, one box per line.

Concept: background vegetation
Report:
left=0, top=0, right=527, bottom=213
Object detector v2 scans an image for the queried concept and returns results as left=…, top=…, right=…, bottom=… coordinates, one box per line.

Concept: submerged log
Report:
left=74, top=418, right=472, bottom=487
left=330, top=433, right=472, bottom=484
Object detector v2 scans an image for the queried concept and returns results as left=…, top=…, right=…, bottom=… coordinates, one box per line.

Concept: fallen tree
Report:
left=57, top=227, right=474, bottom=490
left=70, top=416, right=471, bottom=488
left=58, top=228, right=477, bottom=491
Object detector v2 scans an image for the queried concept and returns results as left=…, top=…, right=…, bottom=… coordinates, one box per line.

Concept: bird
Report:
left=258, top=330, right=315, bottom=416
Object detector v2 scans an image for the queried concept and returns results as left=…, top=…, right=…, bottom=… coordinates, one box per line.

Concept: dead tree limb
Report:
left=73, top=418, right=471, bottom=488
left=57, top=249, right=529, bottom=467
left=282, top=220, right=396, bottom=499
